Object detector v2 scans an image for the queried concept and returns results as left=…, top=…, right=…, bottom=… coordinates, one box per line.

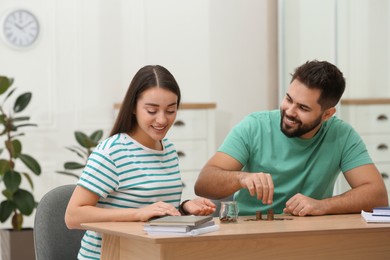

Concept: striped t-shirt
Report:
left=77, top=133, right=183, bottom=260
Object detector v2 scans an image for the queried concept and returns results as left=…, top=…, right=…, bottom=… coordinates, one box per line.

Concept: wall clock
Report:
left=2, top=9, right=40, bottom=48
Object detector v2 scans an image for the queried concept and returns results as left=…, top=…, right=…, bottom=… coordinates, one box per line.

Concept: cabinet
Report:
left=166, top=103, right=216, bottom=200
left=114, top=102, right=216, bottom=200
left=338, top=99, right=390, bottom=199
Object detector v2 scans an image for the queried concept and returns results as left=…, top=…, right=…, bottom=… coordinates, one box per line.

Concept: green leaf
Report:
left=12, top=116, right=30, bottom=122
left=21, top=172, right=34, bottom=190
left=0, top=200, right=15, bottom=222
left=13, top=189, right=35, bottom=215
left=10, top=133, right=25, bottom=139
left=2, top=189, right=12, bottom=199
left=0, top=76, right=13, bottom=95
left=11, top=139, right=22, bottom=158
left=18, top=154, right=41, bottom=175
left=13, top=92, right=32, bottom=113
left=5, top=140, right=12, bottom=155
left=65, top=146, right=87, bottom=159
left=13, top=123, right=37, bottom=131
left=90, top=130, right=103, bottom=144
left=4, top=170, right=21, bottom=193
left=0, top=159, right=10, bottom=176
left=55, top=171, right=80, bottom=179
left=0, top=115, right=6, bottom=124
left=3, top=87, right=16, bottom=104
left=64, top=162, right=85, bottom=170
left=75, top=131, right=89, bottom=148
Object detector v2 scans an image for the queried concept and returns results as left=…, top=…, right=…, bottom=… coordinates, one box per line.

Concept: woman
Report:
left=65, top=65, right=216, bottom=259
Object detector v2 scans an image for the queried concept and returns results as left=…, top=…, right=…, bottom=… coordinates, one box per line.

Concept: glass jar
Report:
left=219, top=201, right=239, bottom=223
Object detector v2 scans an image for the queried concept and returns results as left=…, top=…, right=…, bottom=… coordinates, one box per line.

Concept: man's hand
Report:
left=239, top=172, right=274, bottom=204
left=283, top=193, right=326, bottom=216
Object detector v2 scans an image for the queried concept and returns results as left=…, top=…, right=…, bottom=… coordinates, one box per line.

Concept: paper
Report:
left=361, top=210, right=390, bottom=223
left=144, top=220, right=215, bottom=233
left=145, top=224, right=220, bottom=236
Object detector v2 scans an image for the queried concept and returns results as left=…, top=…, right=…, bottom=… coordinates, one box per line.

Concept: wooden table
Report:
left=82, top=214, right=390, bottom=260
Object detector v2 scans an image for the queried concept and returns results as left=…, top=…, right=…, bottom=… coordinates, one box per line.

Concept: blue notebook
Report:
left=372, top=207, right=390, bottom=216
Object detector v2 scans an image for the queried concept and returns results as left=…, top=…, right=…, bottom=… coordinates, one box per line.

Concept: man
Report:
left=195, top=60, right=388, bottom=216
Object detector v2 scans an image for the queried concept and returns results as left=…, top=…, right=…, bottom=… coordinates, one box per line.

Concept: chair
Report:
left=34, top=184, right=85, bottom=260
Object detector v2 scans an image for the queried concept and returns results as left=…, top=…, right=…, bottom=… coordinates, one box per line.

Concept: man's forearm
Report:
left=194, top=166, right=244, bottom=199
left=323, top=183, right=388, bottom=214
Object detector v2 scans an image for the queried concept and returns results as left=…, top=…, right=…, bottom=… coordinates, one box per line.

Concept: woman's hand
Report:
left=138, top=201, right=181, bottom=221
left=182, top=197, right=216, bottom=216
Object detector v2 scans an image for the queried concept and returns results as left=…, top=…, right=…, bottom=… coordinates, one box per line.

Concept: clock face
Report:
left=2, top=9, right=40, bottom=48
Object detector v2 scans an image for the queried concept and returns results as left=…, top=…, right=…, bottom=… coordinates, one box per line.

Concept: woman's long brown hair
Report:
left=110, top=65, right=181, bottom=137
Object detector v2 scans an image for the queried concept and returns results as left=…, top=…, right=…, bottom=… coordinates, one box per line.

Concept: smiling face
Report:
left=280, top=79, right=336, bottom=139
left=131, top=87, right=178, bottom=150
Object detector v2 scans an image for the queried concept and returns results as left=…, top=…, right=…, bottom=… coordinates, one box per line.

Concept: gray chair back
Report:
left=34, top=184, right=85, bottom=260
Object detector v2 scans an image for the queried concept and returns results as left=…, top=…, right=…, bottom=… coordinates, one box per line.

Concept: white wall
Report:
left=210, top=0, right=278, bottom=145
left=278, top=0, right=337, bottom=99
left=337, top=0, right=390, bottom=98
left=279, top=0, right=390, bottom=100
left=0, top=0, right=277, bottom=232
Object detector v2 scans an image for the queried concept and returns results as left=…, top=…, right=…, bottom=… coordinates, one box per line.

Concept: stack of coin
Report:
left=267, top=209, right=274, bottom=221
left=256, top=211, right=262, bottom=220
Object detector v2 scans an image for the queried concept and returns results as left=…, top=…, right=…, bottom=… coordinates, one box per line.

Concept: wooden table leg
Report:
left=101, top=234, right=120, bottom=260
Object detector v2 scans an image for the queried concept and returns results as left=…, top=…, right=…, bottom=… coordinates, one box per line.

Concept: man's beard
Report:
left=280, top=109, right=323, bottom=138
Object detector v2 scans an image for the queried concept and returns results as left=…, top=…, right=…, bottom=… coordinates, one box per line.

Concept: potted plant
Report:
left=0, top=75, right=41, bottom=260
left=57, top=130, right=103, bottom=179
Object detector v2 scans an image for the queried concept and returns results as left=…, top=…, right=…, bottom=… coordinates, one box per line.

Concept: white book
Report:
left=361, top=210, right=390, bottom=223
left=143, top=224, right=190, bottom=233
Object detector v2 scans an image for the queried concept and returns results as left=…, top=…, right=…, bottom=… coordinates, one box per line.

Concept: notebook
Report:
left=361, top=210, right=390, bottom=223
left=148, top=215, right=213, bottom=227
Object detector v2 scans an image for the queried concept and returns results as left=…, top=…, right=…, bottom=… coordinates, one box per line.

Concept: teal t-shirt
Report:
left=219, top=110, right=373, bottom=215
